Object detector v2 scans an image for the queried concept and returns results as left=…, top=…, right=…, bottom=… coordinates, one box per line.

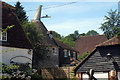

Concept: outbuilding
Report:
left=74, top=36, right=120, bottom=80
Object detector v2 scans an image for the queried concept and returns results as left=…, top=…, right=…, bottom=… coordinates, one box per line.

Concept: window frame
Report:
left=64, top=49, right=68, bottom=57
left=68, top=50, right=71, bottom=56
left=52, top=47, right=58, bottom=54
left=118, top=72, right=120, bottom=80
left=1, top=32, right=7, bottom=41
left=2, top=32, right=7, bottom=41
left=73, top=52, right=76, bottom=59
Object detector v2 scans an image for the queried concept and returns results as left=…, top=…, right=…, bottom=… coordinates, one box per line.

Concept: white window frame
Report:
left=68, top=50, right=71, bottom=56
left=2, top=32, right=7, bottom=41
left=64, top=49, right=67, bottom=57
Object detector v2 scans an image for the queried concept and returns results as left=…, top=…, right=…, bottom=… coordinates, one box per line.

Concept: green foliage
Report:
left=1, top=63, right=19, bottom=74
left=52, top=31, right=61, bottom=40
left=86, top=30, right=99, bottom=36
left=52, top=30, right=79, bottom=47
left=78, top=52, right=89, bottom=60
left=22, top=21, right=42, bottom=44
left=2, top=25, right=14, bottom=33
left=1, top=63, right=43, bottom=80
left=22, top=21, right=49, bottom=59
left=100, top=9, right=120, bottom=39
left=79, top=33, right=86, bottom=36
left=60, top=35, right=75, bottom=47
left=52, top=30, right=99, bottom=47
left=31, top=73, right=43, bottom=80
left=14, top=1, right=28, bottom=23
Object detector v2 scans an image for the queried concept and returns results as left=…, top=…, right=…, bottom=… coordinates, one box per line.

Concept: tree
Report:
left=52, top=31, right=61, bottom=40
left=22, top=21, right=49, bottom=59
left=73, top=30, right=79, bottom=41
left=86, top=30, right=99, bottom=36
left=100, top=9, right=120, bottom=39
left=59, top=30, right=79, bottom=47
left=79, top=33, right=86, bottom=36
left=15, top=1, right=28, bottom=23
left=60, top=35, right=75, bottom=47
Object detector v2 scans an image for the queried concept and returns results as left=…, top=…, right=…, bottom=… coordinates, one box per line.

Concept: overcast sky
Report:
left=3, top=0, right=119, bottom=36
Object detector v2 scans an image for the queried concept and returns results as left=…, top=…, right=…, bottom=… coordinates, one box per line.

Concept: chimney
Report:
left=32, top=5, right=42, bottom=21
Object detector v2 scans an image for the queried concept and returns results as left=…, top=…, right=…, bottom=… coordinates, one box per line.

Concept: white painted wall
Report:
left=1, top=46, right=33, bottom=67
left=82, top=72, right=108, bottom=80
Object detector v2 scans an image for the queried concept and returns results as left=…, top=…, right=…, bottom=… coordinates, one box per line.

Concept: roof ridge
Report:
left=96, top=36, right=120, bottom=47
left=79, top=34, right=105, bottom=38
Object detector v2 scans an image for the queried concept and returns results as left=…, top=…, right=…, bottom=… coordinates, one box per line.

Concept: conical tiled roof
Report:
left=32, top=6, right=58, bottom=47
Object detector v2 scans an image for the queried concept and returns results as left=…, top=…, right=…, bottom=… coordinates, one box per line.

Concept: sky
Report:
left=3, top=0, right=119, bottom=36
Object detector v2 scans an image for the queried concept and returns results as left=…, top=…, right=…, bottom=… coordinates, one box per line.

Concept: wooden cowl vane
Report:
left=32, top=5, right=42, bottom=21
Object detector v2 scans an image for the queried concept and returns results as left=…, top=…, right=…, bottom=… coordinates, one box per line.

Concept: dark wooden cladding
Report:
left=75, top=44, right=120, bottom=73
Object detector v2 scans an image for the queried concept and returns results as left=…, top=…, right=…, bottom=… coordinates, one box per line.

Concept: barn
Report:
left=74, top=36, right=120, bottom=80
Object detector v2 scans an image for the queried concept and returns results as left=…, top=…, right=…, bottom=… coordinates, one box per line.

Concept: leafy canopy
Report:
left=86, top=30, right=99, bottom=36
left=100, top=9, right=120, bottom=39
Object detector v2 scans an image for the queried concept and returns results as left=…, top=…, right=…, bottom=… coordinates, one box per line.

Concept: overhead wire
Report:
left=26, top=1, right=79, bottom=12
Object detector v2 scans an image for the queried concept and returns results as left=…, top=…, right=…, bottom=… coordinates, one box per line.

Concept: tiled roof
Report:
left=2, top=2, right=33, bottom=49
left=74, top=35, right=108, bottom=55
left=73, top=36, right=120, bottom=72
left=97, top=36, right=120, bottom=46
left=32, top=21, right=58, bottom=47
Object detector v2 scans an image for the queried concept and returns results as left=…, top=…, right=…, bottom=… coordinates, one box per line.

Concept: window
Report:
left=52, top=48, right=58, bottom=54
left=0, top=30, right=7, bottom=41
left=68, top=50, right=71, bottom=56
left=64, top=49, right=67, bottom=57
left=73, top=52, right=76, bottom=59
left=2, top=32, right=7, bottom=41
left=118, top=72, right=120, bottom=80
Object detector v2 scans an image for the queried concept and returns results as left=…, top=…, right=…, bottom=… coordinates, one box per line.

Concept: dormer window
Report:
left=49, top=34, right=52, bottom=39
left=47, top=31, right=52, bottom=39
left=0, top=31, right=7, bottom=41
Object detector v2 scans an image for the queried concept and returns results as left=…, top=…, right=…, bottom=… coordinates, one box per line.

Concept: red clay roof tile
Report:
left=74, top=35, right=108, bottom=55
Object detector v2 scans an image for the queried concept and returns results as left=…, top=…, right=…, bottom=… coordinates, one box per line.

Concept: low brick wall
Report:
left=41, top=66, right=74, bottom=79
